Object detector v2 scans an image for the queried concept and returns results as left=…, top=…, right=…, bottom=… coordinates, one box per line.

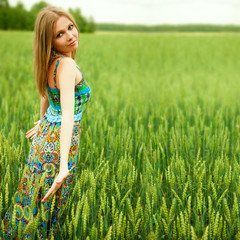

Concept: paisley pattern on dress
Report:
left=2, top=56, right=91, bottom=239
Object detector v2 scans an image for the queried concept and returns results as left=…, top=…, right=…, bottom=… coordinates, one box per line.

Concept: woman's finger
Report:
left=41, top=187, right=54, bottom=202
left=42, top=182, right=59, bottom=202
left=26, top=133, right=32, bottom=138
left=26, top=131, right=34, bottom=135
left=26, top=125, right=39, bottom=135
left=26, top=122, right=41, bottom=139
left=41, top=181, right=62, bottom=202
left=26, top=127, right=35, bottom=134
left=31, top=133, right=37, bottom=139
left=26, top=129, right=32, bottom=134
left=26, top=122, right=40, bottom=134
left=26, top=130, right=36, bottom=139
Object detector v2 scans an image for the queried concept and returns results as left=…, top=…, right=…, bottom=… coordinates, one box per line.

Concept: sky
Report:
left=8, top=0, right=239, bottom=25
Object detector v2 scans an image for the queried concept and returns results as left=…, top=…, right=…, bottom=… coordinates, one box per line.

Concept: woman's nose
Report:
left=66, top=31, right=73, bottom=39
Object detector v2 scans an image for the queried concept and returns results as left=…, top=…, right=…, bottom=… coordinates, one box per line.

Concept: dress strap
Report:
left=53, top=56, right=66, bottom=89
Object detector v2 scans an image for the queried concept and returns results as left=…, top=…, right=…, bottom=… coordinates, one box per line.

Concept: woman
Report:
left=2, top=5, right=91, bottom=239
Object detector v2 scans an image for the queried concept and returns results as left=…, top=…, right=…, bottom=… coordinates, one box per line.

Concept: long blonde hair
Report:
left=33, top=6, right=79, bottom=98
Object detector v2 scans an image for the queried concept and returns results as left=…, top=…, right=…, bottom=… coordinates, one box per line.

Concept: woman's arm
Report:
left=40, top=94, right=49, bottom=119
left=57, top=57, right=77, bottom=172
left=26, top=92, right=49, bottom=139
left=41, top=57, right=77, bottom=203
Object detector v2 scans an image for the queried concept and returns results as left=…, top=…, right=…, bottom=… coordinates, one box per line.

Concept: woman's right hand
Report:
left=26, top=120, right=41, bottom=139
left=41, top=170, right=70, bottom=202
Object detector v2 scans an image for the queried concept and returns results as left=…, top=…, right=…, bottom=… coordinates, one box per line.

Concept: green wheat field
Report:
left=0, top=30, right=240, bottom=239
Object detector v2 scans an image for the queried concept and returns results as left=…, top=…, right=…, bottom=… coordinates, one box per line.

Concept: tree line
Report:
left=96, top=23, right=240, bottom=32
left=1, top=0, right=239, bottom=33
left=0, top=0, right=96, bottom=32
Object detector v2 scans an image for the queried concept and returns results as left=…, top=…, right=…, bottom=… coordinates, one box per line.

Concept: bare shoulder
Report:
left=54, top=57, right=77, bottom=89
left=57, top=57, right=76, bottom=72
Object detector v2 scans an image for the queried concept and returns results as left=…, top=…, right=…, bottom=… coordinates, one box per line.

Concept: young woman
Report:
left=2, top=6, right=91, bottom=239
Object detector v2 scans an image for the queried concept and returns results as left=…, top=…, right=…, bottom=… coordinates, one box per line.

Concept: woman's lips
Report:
left=69, top=40, right=77, bottom=46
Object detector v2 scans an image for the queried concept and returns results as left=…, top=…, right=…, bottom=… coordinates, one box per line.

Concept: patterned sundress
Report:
left=2, top=56, right=91, bottom=239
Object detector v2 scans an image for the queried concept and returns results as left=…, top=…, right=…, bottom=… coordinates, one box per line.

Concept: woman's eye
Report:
left=57, top=33, right=62, bottom=38
left=69, top=24, right=73, bottom=30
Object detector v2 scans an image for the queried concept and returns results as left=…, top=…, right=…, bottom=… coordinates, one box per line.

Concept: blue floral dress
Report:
left=2, top=56, right=91, bottom=239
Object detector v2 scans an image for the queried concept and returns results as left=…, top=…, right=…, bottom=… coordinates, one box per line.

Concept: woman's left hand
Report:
left=41, top=170, right=70, bottom=203
left=26, top=120, right=41, bottom=139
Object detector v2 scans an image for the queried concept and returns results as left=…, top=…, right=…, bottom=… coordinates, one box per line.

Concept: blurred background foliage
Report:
left=0, top=0, right=96, bottom=32
left=0, top=0, right=239, bottom=33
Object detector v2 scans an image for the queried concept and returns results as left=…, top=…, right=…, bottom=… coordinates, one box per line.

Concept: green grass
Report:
left=0, top=30, right=240, bottom=239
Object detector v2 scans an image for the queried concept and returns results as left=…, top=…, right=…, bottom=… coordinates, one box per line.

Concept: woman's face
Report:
left=52, top=16, right=79, bottom=57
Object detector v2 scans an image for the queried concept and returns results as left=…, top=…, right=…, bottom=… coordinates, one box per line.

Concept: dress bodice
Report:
left=45, top=57, right=91, bottom=123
